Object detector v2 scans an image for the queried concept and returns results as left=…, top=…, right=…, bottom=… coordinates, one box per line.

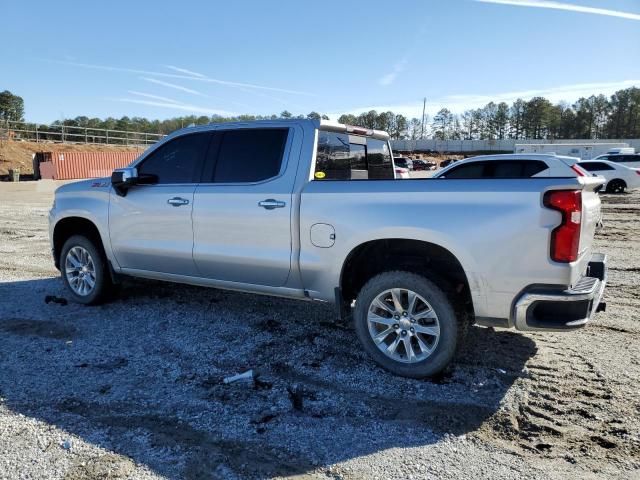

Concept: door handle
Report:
left=167, top=197, right=190, bottom=207
left=258, top=199, right=286, bottom=210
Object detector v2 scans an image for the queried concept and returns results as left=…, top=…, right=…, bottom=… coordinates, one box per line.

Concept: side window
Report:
left=607, top=155, right=623, bottom=163
left=579, top=163, right=597, bottom=172
left=622, top=155, right=639, bottom=163
left=314, top=131, right=393, bottom=180
left=442, top=162, right=486, bottom=178
left=442, top=160, right=548, bottom=179
left=580, top=162, right=613, bottom=171
left=212, top=128, right=288, bottom=183
left=138, top=132, right=210, bottom=184
left=491, top=160, right=548, bottom=178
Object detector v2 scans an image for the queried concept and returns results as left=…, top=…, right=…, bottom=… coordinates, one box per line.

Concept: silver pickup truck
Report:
left=49, top=119, right=607, bottom=378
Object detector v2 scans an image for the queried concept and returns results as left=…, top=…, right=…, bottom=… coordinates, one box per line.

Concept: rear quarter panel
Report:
left=300, top=178, right=588, bottom=320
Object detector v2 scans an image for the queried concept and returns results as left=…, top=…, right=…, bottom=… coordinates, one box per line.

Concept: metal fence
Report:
left=0, top=120, right=165, bottom=146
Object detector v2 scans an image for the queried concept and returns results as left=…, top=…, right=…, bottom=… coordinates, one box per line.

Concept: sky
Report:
left=2, top=0, right=640, bottom=123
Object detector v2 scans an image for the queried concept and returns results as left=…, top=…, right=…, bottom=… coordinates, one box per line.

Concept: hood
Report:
left=55, top=177, right=111, bottom=195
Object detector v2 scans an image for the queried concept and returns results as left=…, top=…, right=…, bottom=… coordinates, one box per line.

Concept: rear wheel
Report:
left=60, top=235, right=112, bottom=305
left=353, top=271, right=458, bottom=378
left=606, top=179, right=626, bottom=194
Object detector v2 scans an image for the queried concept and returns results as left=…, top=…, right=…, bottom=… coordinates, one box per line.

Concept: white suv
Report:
left=433, top=154, right=585, bottom=179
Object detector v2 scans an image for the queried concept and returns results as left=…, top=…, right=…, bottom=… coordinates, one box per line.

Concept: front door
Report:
left=109, top=131, right=211, bottom=276
left=192, top=127, right=294, bottom=286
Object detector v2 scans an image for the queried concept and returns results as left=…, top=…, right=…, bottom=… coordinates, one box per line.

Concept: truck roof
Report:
left=172, top=118, right=390, bottom=141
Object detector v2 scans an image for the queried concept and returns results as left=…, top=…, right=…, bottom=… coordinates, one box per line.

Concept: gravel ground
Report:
left=0, top=181, right=638, bottom=479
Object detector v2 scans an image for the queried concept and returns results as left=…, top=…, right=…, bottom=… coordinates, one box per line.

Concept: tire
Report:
left=60, top=234, right=112, bottom=305
left=353, top=271, right=458, bottom=379
left=606, top=179, right=626, bottom=194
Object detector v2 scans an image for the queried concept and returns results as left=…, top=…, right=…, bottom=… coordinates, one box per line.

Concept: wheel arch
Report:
left=339, top=238, right=475, bottom=319
left=52, top=216, right=107, bottom=270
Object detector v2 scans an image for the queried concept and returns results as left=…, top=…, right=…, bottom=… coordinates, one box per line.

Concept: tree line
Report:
left=2, top=87, right=639, bottom=143
left=338, top=87, right=640, bottom=141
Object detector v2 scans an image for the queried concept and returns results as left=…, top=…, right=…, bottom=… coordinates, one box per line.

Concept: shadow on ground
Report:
left=0, top=276, right=537, bottom=478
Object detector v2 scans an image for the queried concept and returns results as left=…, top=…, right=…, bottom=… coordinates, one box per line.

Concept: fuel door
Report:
left=310, top=223, right=335, bottom=248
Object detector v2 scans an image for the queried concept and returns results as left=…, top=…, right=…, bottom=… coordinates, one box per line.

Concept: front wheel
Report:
left=60, top=235, right=112, bottom=305
left=353, top=271, right=458, bottom=378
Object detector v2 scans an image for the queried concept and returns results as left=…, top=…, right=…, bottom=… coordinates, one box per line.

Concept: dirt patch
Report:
left=64, top=454, right=137, bottom=480
left=0, top=318, right=76, bottom=340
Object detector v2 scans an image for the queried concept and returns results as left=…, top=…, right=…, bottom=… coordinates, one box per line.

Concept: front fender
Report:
left=49, top=179, right=116, bottom=268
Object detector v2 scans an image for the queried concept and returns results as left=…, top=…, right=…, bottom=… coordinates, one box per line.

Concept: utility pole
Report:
left=420, top=97, right=426, bottom=139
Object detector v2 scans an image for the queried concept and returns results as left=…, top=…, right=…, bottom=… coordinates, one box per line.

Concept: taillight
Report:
left=636, top=169, right=640, bottom=176
left=544, top=190, right=582, bottom=263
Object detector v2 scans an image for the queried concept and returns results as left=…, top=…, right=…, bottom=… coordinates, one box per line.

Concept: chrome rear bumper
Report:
left=513, top=253, right=607, bottom=331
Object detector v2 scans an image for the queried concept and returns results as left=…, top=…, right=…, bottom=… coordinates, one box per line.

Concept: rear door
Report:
left=109, top=131, right=211, bottom=276
left=192, top=126, right=296, bottom=286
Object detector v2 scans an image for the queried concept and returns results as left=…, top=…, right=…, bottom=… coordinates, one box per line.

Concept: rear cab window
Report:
left=314, top=131, right=394, bottom=180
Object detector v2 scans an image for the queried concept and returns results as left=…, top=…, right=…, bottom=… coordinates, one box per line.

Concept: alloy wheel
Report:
left=65, top=246, right=96, bottom=296
left=367, top=288, right=440, bottom=363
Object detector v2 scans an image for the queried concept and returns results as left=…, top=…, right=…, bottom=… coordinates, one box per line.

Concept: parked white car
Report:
left=394, top=166, right=410, bottom=179
left=578, top=160, right=640, bottom=193
left=606, top=147, right=635, bottom=155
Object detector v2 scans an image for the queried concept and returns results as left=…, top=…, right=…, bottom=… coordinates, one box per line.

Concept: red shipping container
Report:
left=38, top=151, right=142, bottom=180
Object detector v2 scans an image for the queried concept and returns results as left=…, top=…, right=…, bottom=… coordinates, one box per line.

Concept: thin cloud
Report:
left=49, top=60, right=313, bottom=96
left=378, top=27, right=426, bottom=87
left=128, top=90, right=181, bottom=104
left=330, top=79, right=640, bottom=119
left=232, top=84, right=305, bottom=111
left=164, top=65, right=206, bottom=78
left=139, top=77, right=255, bottom=110
left=475, top=0, right=640, bottom=21
left=141, top=77, right=207, bottom=96
left=111, top=97, right=235, bottom=116
left=379, top=57, right=409, bottom=87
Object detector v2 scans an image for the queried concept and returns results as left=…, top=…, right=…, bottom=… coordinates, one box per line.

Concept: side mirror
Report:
left=111, top=167, right=138, bottom=197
